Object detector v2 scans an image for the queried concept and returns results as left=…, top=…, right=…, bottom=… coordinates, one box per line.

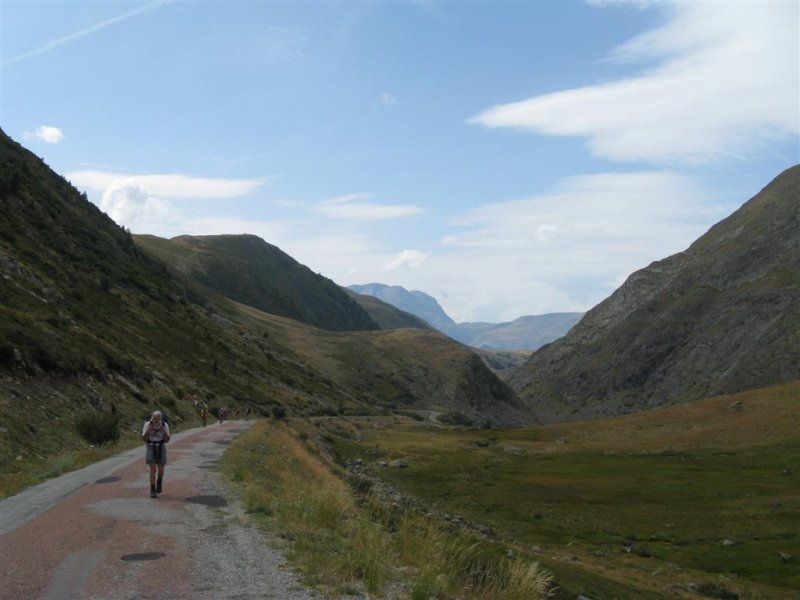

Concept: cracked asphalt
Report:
left=0, top=421, right=319, bottom=600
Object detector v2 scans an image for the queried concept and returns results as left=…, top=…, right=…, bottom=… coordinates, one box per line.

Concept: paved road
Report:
left=0, top=421, right=318, bottom=600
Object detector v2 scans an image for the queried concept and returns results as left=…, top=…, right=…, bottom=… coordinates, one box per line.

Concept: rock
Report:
left=388, top=459, right=408, bottom=468
left=780, top=552, right=792, bottom=563
left=722, top=539, right=736, bottom=547
left=478, top=525, right=495, bottom=537
left=727, top=400, right=744, bottom=412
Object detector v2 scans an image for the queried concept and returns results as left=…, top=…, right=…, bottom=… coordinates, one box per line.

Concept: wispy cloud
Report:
left=67, top=171, right=267, bottom=199
left=23, top=125, right=64, bottom=144
left=336, top=170, right=730, bottom=322
left=470, top=2, right=799, bottom=164
left=380, top=92, right=397, bottom=106
left=2, top=0, right=170, bottom=67
left=428, top=170, right=729, bottom=320
left=315, top=193, right=423, bottom=220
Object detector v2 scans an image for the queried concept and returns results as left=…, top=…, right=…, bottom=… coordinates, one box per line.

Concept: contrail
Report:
left=2, top=0, right=170, bottom=67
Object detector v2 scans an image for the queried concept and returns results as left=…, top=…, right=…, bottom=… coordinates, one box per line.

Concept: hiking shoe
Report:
left=150, top=485, right=157, bottom=498
left=156, top=478, right=163, bottom=494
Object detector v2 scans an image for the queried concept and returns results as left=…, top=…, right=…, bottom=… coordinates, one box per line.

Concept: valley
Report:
left=292, top=381, right=800, bottom=598
left=0, top=125, right=798, bottom=599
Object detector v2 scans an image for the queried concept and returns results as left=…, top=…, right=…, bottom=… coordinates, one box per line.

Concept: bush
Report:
left=697, top=583, right=739, bottom=600
left=75, top=412, right=120, bottom=445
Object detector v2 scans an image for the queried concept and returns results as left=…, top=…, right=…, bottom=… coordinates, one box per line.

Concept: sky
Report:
left=2, top=0, right=798, bottom=323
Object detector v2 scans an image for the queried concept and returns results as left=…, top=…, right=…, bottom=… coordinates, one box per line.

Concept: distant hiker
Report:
left=200, top=407, right=209, bottom=427
left=142, top=411, right=171, bottom=498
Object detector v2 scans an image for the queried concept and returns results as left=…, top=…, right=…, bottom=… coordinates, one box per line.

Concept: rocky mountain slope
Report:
left=508, top=165, right=800, bottom=423
left=0, top=129, right=533, bottom=477
left=348, top=283, right=582, bottom=351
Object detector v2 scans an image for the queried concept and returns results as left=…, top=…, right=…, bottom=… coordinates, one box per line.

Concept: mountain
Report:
left=508, top=165, right=800, bottom=423
left=445, top=313, right=583, bottom=351
left=134, top=234, right=378, bottom=332
left=347, top=283, right=582, bottom=351
left=0, top=129, right=531, bottom=480
left=343, top=289, right=433, bottom=331
left=348, top=283, right=455, bottom=330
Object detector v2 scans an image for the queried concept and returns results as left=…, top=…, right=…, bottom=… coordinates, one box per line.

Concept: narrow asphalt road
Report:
left=0, top=420, right=319, bottom=600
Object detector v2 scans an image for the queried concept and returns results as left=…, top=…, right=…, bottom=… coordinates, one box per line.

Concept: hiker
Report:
left=142, top=410, right=171, bottom=498
left=200, top=407, right=208, bottom=427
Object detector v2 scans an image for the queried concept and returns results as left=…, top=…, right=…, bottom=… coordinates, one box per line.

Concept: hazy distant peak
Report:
left=348, top=283, right=456, bottom=327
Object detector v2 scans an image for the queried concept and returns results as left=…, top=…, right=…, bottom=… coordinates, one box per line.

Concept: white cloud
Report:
left=70, top=169, right=269, bottom=236
left=293, top=171, right=731, bottom=322
left=323, top=193, right=374, bottom=205
left=100, top=180, right=177, bottom=232
left=315, top=194, right=423, bottom=220
left=380, top=92, right=397, bottom=106
left=23, top=125, right=65, bottom=144
left=426, top=170, right=730, bottom=320
left=68, top=171, right=267, bottom=199
left=385, top=250, right=428, bottom=272
left=470, top=2, right=799, bottom=164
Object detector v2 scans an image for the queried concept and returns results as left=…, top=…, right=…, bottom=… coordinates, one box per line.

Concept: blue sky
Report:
left=2, top=1, right=798, bottom=323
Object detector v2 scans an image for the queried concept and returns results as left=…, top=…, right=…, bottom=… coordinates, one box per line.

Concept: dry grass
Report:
left=222, top=419, right=554, bottom=599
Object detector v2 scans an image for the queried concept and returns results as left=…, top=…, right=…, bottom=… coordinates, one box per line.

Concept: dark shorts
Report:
left=145, top=443, right=168, bottom=465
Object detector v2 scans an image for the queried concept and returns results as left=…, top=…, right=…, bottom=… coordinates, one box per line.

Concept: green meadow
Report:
left=322, top=381, right=800, bottom=599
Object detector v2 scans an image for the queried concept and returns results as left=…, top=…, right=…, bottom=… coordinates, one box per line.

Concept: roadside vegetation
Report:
left=222, top=419, right=554, bottom=599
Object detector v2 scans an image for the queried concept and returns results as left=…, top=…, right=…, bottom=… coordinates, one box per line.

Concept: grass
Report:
left=319, top=382, right=800, bottom=599
left=221, top=419, right=555, bottom=599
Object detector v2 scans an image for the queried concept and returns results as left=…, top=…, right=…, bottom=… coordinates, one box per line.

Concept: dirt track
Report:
left=0, top=421, right=318, bottom=600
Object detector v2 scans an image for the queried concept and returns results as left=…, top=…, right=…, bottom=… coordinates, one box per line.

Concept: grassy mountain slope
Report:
left=233, top=303, right=531, bottom=427
left=135, top=233, right=378, bottom=332
left=0, top=130, right=530, bottom=493
left=509, top=165, right=800, bottom=422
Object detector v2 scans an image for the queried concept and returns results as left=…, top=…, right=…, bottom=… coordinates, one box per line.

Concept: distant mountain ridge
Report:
left=508, top=164, right=800, bottom=423
left=343, top=288, right=434, bottom=331
left=348, top=283, right=582, bottom=351
left=348, top=283, right=455, bottom=329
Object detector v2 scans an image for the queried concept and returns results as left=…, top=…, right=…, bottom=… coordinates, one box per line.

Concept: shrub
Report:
left=75, top=412, right=120, bottom=445
left=697, top=583, right=739, bottom=600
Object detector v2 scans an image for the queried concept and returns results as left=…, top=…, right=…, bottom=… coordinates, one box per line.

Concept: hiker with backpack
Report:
left=142, top=410, right=171, bottom=498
